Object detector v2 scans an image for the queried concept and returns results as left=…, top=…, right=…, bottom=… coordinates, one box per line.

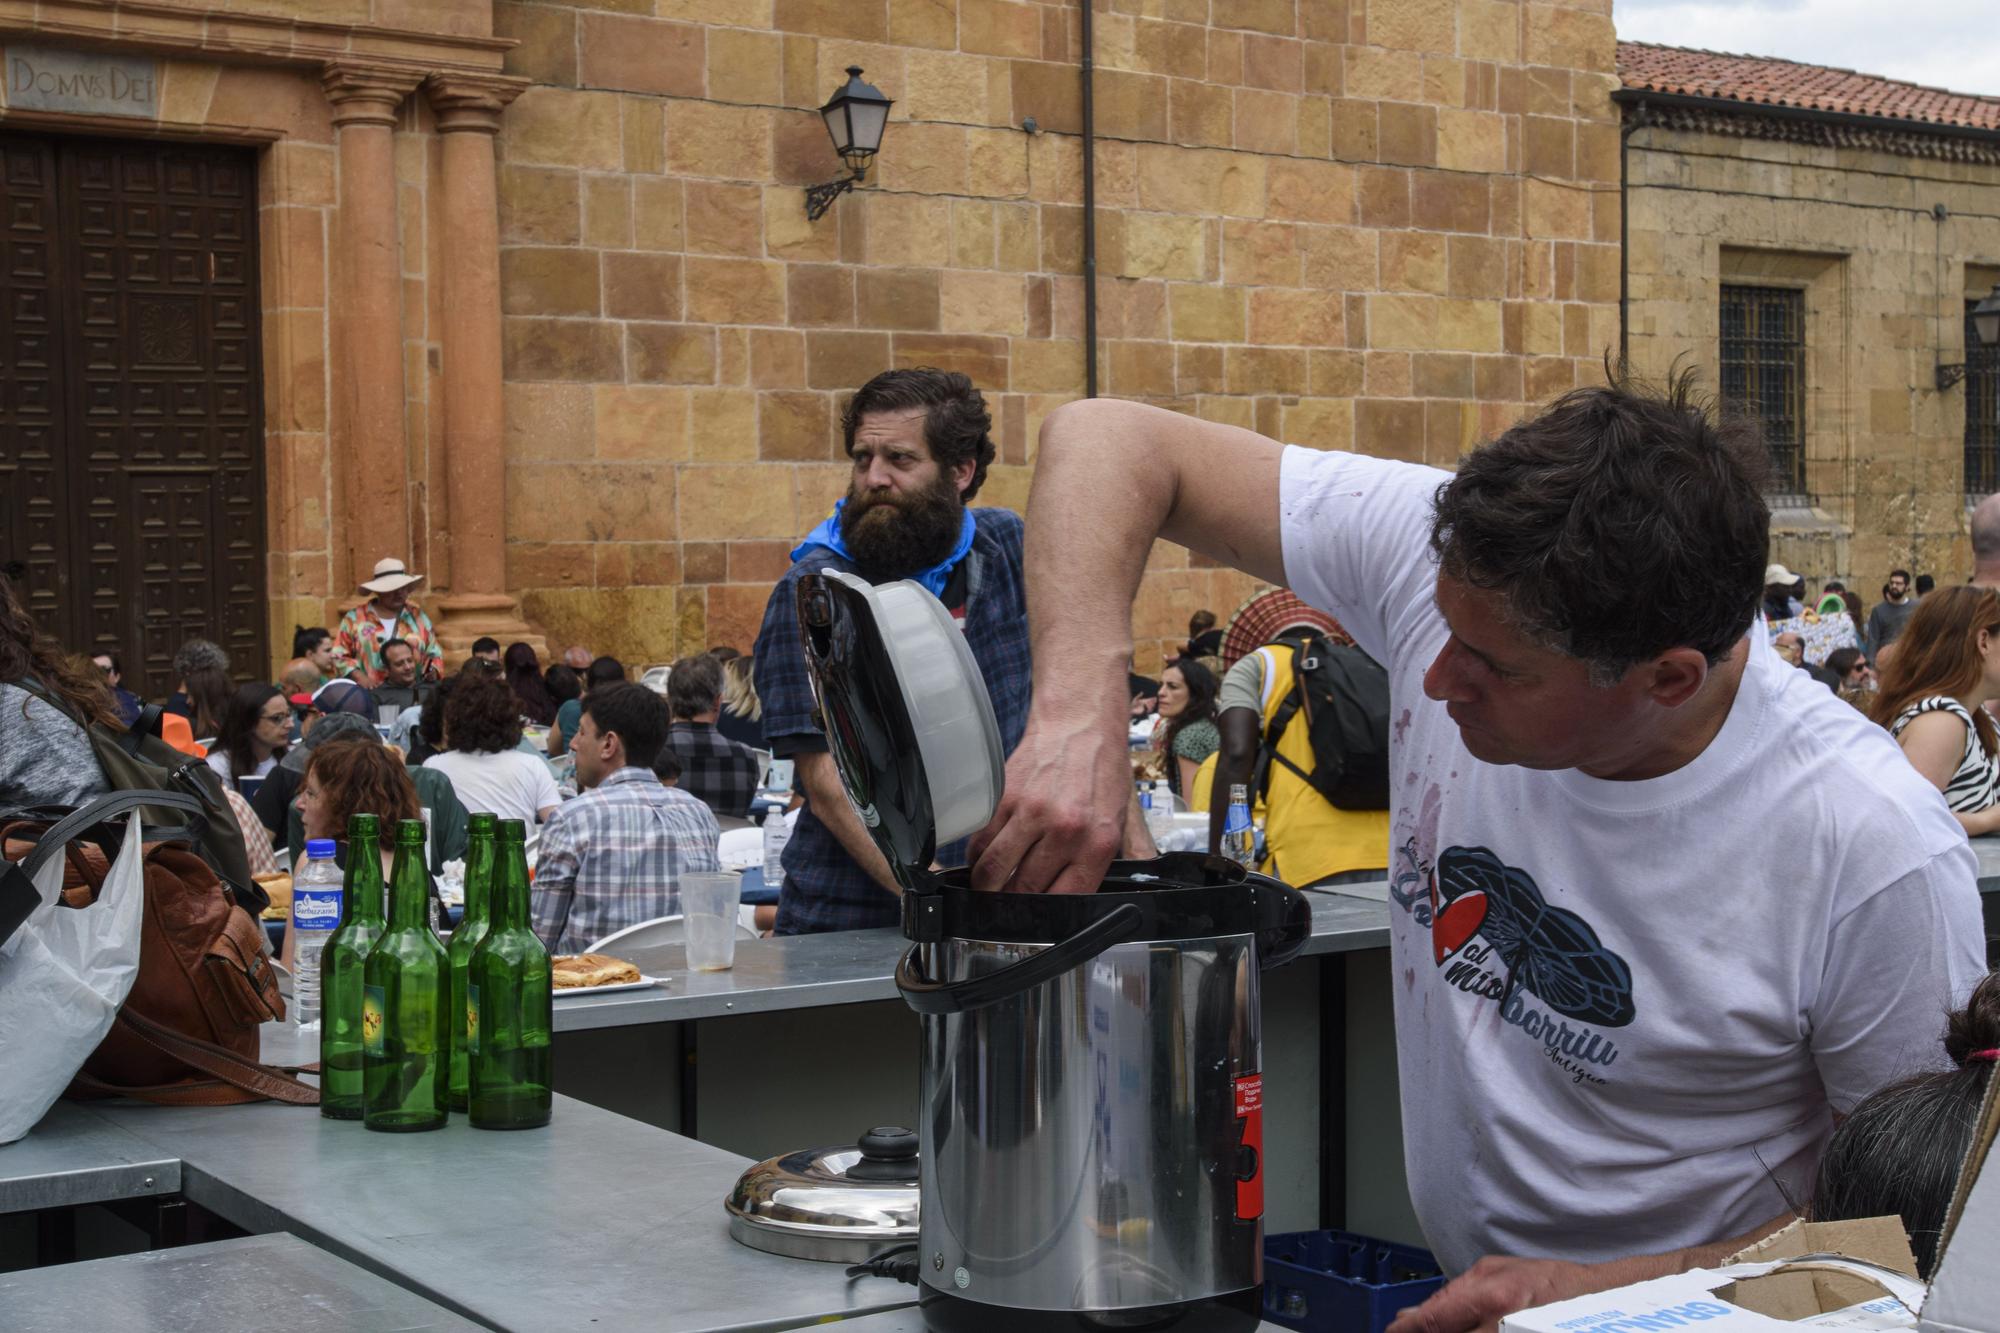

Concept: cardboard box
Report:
left=1505, top=1076, right=2000, bottom=1333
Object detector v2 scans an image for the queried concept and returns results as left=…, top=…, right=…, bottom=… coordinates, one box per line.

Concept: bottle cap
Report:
left=305, top=838, right=338, bottom=858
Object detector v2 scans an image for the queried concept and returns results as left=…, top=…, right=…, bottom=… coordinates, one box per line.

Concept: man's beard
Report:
left=841, top=475, right=965, bottom=580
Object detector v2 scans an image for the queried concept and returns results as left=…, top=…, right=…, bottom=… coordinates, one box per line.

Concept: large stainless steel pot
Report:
left=798, top=571, right=1312, bottom=1331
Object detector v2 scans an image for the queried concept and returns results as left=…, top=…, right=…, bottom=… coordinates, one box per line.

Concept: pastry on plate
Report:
left=551, top=953, right=642, bottom=989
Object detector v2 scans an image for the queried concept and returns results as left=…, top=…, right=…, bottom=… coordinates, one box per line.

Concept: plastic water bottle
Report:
left=762, top=807, right=790, bottom=893
left=1143, top=781, right=1174, bottom=851
left=291, top=838, right=344, bottom=1028
left=1222, top=784, right=1256, bottom=868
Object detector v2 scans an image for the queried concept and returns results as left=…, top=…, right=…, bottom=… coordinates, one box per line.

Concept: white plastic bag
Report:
left=0, top=811, right=145, bottom=1144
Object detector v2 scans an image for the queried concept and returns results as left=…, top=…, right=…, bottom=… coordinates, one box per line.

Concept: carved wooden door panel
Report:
left=0, top=137, right=67, bottom=636
left=0, top=132, right=267, bottom=701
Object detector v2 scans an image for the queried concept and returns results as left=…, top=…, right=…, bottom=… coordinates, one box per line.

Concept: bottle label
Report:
left=466, top=982, right=481, bottom=1056
left=292, top=888, right=342, bottom=930
left=361, top=985, right=385, bottom=1055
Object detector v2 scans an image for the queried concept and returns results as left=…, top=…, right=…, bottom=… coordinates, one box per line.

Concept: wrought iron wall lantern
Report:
left=1938, top=283, right=2000, bottom=390
left=804, top=67, right=893, bottom=221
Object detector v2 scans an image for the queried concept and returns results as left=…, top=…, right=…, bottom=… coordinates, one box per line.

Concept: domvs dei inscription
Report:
left=6, top=45, right=157, bottom=118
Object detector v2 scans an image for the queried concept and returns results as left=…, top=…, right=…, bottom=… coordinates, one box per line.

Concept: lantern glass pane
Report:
left=1977, top=310, right=2000, bottom=347
left=847, top=101, right=890, bottom=155
left=822, top=101, right=852, bottom=154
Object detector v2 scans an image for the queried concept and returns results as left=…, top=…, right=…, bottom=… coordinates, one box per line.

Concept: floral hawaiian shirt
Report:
left=333, top=599, right=443, bottom=686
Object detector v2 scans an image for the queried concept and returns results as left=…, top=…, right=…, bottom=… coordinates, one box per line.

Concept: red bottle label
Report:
left=1234, top=1074, right=1264, bottom=1220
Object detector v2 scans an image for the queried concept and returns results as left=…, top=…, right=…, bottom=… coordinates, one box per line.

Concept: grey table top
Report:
left=50, top=1094, right=913, bottom=1333
left=552, top=888, right=1391, bottom=1032
left=0, top=1101, right=178, bottom=1213
left=0, top=1233, right=481, bottom=1332
left=827, top=1311, right=1291, bottom=1332
left=1972, top=835, right=2000, bottom=888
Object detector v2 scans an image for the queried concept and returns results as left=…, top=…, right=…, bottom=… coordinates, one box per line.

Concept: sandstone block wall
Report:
left=1624, top=125, right=2000, bottom=591
left=487, top=0, right=1623, bottom=671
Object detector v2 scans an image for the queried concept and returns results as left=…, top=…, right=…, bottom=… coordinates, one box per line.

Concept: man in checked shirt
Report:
left=532, top=682, right=721, bottom=954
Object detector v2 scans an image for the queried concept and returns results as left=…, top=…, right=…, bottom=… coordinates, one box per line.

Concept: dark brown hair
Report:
left=583, top=683, right=669, bottom=769
left=1811, top=972, right=2000, bottom=1277
left=443, top=671, right=524, bottom=755
left=0, top=573, right=120, bottom=729
left=218, top=682, right=287, bottom=778
left=842, top=367, right=996, bottom=501
left=1870, top=585, right=2000, bottom=756
left=667, top=653, right=722, bottom=721
left=503, top=641, right=556, bottom=726
left=1430, top=366, right=1770, bottom=686
left=305, top=736, right=421, bottom=832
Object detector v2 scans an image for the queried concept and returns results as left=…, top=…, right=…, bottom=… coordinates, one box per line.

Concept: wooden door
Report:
left=0, top=131, right=266, bottom=701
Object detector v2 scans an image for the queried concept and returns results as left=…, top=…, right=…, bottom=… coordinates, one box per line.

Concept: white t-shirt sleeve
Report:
left=1807, top=847, right=1988, bottom=1111
left=1278, top=445, right=1453, bottom=666
left=523, top=752, right=562, bottom=818
left=205, top=752, right=232, bottom=781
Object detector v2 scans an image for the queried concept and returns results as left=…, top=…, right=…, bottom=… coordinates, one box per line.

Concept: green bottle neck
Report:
left=387, top=838, right=430, bottom=929
left=462, top=829, right=496, bottom=926
left=345, top=833, right=386, bottom=926
left=493, top=841, right=531, bottom=932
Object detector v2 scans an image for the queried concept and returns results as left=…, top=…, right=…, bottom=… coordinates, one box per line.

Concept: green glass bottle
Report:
left=447, top=813, right=498, bottom=1112
left=468, top=818, right=553, bottom=1130
left=319, top=814, right=386, bottom=1120
left=362, top=818, right=449, bottom=1132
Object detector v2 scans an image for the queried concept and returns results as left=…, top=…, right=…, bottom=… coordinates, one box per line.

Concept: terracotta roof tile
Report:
left=1617, top=42, right=2000, bottom=133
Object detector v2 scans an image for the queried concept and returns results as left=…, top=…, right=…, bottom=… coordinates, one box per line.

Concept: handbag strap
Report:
left=16, top=790, right=205, bottom=882
left=104, top=1008, right=320, bottom=1106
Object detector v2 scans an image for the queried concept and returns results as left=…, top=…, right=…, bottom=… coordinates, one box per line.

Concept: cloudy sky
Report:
left=1614, top=0, right=2000, bottom=99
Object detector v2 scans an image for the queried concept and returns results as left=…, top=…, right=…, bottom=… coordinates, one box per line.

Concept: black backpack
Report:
left=1253, top=635, right=1391, bottom=812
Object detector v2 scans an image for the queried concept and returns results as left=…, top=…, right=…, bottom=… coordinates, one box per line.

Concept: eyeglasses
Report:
left=260, top=709, right=292, bottom=724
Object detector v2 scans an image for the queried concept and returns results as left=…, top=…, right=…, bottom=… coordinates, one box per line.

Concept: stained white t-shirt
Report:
left=1279, top=445, right=1986, bottom=1274
left=422, top=749, right=562, bottom=826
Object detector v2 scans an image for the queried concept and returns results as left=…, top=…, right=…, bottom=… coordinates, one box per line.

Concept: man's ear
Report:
left=1643, top=648, right=1710, bottom=710
left=953, top=457, right=976, bottom=497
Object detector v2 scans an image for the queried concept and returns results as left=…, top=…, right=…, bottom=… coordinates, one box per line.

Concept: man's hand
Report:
left=969, top=705, right=1132, bottom=894
left=1385, top=1256, right=1610, bottom=1333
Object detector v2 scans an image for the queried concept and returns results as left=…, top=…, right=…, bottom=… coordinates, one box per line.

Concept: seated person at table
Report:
left=255, top=708, right=469, bottom=874
left=554, top=655, right=624, bottom=756
left=371, top=637, right=432, bottom=715
left=658, top=653, right=759, bottom=821
left=1871, top=586, right=2000, bottom=837
left=423, top=672, right=560, bottom=826
left=291, top=735, right=445, bottom=952
left=0, top=572, right=111, bottom=816
left=532, top=683, right=721, bottom=955
left=1811, top=970, right=2000, bottom=1277
left=207, top=682, right=291, bottom=786
left=89, top=651, right=143, bottom=727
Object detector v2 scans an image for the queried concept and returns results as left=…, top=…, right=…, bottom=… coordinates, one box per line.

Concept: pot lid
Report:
left=797, top=570, right=1004, bottom=893
left=725, top=1126, right=921, bottom=1265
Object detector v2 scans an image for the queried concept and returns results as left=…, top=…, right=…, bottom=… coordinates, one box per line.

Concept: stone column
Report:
left=424, top=73, right=545, bottom=663
left=322, top=63, right=421, bottom=593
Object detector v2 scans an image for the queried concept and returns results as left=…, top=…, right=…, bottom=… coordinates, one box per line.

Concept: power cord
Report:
left=846, top=1243, right=920, bottom=1285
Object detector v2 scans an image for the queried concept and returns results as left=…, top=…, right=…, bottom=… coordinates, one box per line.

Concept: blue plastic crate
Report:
left=1263, top=1229, right=1446, bottom=1333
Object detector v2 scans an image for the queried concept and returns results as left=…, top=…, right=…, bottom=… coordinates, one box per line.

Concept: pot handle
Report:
left=1249, top=876, right=1313, bottom=971
left=895, top=901, right=1147, bottom=1016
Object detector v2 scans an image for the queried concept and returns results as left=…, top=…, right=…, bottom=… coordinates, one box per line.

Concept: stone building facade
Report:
left=1618, top=44, right=2000, bottom=590
left=0, top=0, right=1621, bottom=686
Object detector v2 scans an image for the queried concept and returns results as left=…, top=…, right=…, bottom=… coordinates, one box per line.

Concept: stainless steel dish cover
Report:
left=725, top=1126, right=921, bottom=1264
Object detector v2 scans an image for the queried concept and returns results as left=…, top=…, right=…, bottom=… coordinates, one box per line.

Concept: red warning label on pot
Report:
left=1234, top=1074, right=1264, bottom=1220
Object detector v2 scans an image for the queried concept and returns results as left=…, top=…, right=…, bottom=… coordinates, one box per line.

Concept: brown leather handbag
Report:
left=3, top=790, right=317, bottom=1107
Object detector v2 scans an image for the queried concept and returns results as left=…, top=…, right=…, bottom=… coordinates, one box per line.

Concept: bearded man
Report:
left=752, top=367, right=1030, bottom=933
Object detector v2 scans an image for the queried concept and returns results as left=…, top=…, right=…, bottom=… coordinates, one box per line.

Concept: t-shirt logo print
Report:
left=1429, top=846, right=1636, bottom=1028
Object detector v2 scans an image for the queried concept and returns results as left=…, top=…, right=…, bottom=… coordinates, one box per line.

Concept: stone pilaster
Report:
left=424, top=73, right=545, bottom=665
left=322, top=63, right=422, bottom=595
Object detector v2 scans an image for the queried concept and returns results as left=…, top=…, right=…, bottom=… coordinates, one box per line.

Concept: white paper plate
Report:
left=552, top=975, right=665, bottom=999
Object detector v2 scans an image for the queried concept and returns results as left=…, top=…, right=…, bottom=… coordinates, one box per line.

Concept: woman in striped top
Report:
left=1871, top=585, right=2000, bottom=832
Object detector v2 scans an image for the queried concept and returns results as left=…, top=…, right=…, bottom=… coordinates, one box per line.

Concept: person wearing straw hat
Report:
left=334, top=557, right=443, bottom=688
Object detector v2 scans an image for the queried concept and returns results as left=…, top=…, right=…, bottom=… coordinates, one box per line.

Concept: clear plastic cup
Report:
left=681, top=872, right=742, bottom=972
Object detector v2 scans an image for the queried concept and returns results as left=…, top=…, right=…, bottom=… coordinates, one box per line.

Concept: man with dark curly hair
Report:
left=753, top=367, right=1031, bottom=934
left=969, top=371, right=1985, bottom=1330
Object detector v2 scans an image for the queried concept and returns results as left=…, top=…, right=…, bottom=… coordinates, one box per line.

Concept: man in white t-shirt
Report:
left=968, top=377, right=1986, bottom=1331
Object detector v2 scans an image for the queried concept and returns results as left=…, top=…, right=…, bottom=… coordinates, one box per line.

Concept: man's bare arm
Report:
left=970, top=400, right=1287, bottom=894
left=796, top=750, right=902, bottom=896
left=1208, top=708, right=1261, bottom=856
left=1386, top=1210, right=1795, bottom=1333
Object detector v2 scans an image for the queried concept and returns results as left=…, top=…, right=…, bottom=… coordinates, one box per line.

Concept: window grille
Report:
left=1720, top=285, right=1808, bottom=501
left=1966, top=299, right=2000, bottom=498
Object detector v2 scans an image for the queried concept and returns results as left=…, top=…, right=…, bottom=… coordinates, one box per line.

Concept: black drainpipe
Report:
left=1618, top=100, right=1639, bottom=369
left=1080, top=0, right=1098, bottom=398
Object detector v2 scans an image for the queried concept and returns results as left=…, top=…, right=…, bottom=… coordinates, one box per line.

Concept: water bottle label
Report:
left=292, top=888, right=342, bottom=930
left=362, top=985, right=385, bottom=1056
left=466, top=983, right=481, bottom=1056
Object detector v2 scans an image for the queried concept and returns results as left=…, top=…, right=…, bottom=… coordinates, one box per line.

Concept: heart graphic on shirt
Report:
left=1431, top=888, right=1488, bottom=965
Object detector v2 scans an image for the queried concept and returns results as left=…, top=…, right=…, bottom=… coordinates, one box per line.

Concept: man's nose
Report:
left=1421, top=642, right=1473, bottom=704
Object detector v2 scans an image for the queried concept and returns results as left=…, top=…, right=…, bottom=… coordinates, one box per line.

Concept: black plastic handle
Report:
left=895, top=901, right=1148, bottom=1016
left=1245, top=874, right=1313, bottom=971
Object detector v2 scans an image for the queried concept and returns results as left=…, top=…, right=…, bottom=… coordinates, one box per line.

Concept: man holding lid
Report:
left=969, top=373, right=1985, bottom=1331
left=335, top=557, right=443, bottom=688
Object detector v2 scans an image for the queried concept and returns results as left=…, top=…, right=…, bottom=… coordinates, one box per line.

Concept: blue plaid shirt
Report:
left=754, top=507, right=1032, bottom=934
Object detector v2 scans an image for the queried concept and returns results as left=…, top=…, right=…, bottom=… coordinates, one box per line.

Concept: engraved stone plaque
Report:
left=6, top=45, right=159, bottom=119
